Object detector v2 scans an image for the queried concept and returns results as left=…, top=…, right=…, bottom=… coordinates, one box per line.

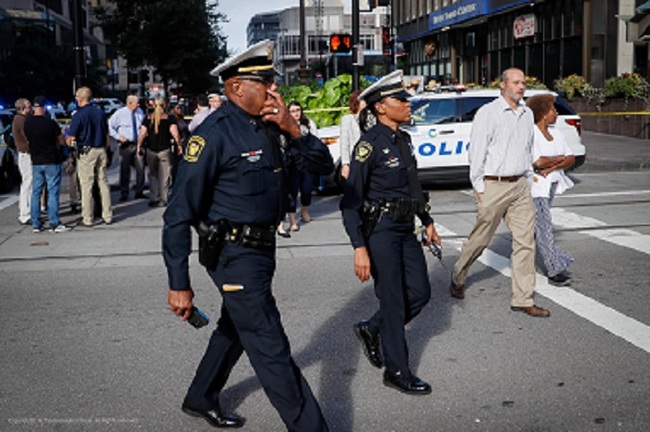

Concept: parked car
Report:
left=405, top=88, right=585, bottom=182
left=317, top=88, right=585, bottom=188
left=316, top=125, right=343, bottom=192
left=95, top=98, right=124, bottom=115
left=0, top=108, right=19, bottom=192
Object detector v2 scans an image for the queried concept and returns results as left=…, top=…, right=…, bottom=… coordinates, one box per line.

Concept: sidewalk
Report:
left=579, top=130, right=650, bottom=172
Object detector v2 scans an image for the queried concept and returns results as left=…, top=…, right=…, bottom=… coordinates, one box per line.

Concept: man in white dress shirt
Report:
left=449, top=68, right=550, bottom=318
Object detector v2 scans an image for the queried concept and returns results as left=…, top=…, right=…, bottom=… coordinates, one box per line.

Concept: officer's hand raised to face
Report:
left=261, top=88, right=301, bottom=138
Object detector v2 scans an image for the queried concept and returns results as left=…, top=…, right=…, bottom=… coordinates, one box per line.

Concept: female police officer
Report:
left=163, top=40, right=332, bottom=430
left=340, top=70, right=441, bottom=396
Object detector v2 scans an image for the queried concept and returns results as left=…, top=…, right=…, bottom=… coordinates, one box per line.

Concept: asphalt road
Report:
left=0, top=132, right=649, bottom=431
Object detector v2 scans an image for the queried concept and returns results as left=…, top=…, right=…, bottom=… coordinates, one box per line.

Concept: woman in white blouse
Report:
left=526, top=94, right=576, bottom=287
left=339, top=90, right=365, bottom=179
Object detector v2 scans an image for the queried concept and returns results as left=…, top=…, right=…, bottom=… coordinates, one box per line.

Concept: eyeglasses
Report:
left=237, top=76, right=275, bottom=86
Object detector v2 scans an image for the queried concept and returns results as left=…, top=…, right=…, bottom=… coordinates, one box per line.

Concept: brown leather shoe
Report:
left=510, top=305, right=551, bottom=318
left=450, top=281, right=465, bottom=299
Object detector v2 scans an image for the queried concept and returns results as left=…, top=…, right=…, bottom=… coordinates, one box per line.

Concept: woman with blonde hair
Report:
left=137, top=98, right=181, bottom=207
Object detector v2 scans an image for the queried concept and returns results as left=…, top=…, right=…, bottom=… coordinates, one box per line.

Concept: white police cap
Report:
left=210, top=39, right=277, bottom=80
left=359, top=69, right=410, bottom=106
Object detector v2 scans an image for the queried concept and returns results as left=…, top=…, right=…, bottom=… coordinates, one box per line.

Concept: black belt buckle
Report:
left=236, top=225, right=275, bottom=249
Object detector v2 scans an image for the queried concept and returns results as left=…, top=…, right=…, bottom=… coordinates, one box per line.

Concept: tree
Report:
left=94, top=0, right=229, bottom=97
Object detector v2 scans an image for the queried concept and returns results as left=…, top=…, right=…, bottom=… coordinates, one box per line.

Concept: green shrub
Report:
left=604, top=73, right=646, bottom=99
left=553, top=74, right=587, bottom=100
left=278, top=74, right=371, bottom=128
left=489, top=75, right=546, bottom=90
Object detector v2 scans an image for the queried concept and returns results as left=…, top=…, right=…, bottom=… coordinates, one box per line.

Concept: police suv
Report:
left=318, top=87, right=585, bottom=188
left=405, top=87, right=585, bottom=182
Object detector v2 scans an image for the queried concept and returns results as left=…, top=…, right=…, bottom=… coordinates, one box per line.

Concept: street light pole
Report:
left=352, top=0, right=360, bottom=90
left=299, top=0, right=309, bottom=84
left=71, top=0, right=85, bottom=92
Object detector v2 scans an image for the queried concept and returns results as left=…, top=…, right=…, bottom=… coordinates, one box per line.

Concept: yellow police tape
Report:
left=577, top=111, right=650, bottom=117
left=303, top=107, right=349, bottom=114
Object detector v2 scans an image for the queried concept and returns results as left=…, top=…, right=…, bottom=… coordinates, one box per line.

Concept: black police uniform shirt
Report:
left=340, top=122, right=433, bottom=249
left=163, top=101, right=334, bottom=291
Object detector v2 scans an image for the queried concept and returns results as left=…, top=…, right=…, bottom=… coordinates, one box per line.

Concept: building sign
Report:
left=429, top=0, right=487, bottom=31
left=513, top=13, right=536, bottom=39
left=427, top=0, right=531, bottom=32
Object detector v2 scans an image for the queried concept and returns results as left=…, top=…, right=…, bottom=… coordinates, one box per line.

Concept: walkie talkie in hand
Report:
left=419, top=228, right=443, bottom=261
left=187, top=307, right=210, bottom=329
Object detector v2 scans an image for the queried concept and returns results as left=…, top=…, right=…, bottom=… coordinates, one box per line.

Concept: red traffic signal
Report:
left=330, top=34, right=352, bottom=53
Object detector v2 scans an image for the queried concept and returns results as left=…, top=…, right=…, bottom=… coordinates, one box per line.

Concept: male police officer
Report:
left=162, top=40, right=332, bottom=430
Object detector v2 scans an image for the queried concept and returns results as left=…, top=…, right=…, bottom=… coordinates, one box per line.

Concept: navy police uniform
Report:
left=162, top=40, right=332, bottom=431
left=340, top=70, right=434, bottom=390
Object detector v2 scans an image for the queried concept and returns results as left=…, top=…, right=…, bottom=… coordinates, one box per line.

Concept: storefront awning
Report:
left=631, top=1, right=650, bottom=23
left=427, top=0, right=530, bottom=32
left=637, top=1, right=650, bottom=13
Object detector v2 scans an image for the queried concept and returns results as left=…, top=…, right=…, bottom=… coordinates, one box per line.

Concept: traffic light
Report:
left=382, top=26, right=393, bottom=54
left=330, top=34, right=352, bottom=53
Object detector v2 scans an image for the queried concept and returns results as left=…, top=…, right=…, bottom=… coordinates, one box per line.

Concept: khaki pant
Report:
left=452, top=178, right=536, bottom=307
left=146, top=148, right=171, bottom=204
left=77, top=147, right=112, bottom=225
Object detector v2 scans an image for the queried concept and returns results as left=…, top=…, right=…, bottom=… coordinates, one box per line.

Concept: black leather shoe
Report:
left=450, top=280, right=465, bottom=299
left=383, top=371, right=432, bottom=395
left=548, top=272, right=572, bottom=287
left=353, top=321, right=383, bottom=368
left=181, top=404, right=244, bottom=428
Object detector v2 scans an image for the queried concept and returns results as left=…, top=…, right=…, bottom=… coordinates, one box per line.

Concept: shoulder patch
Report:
left=355, top=141, right=373, bottom=163
left=184, top=135, right=206, bottom=163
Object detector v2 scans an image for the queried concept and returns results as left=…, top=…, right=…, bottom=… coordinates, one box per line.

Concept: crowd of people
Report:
left=10, top=88, right=233, bottom=231
left=11, top=38, right=577, bottom=429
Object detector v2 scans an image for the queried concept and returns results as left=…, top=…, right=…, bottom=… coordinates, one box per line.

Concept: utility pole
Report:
left=71, top=0, right=85, bottom=92
left=352, top=0, right=360, bottom=90
left=389, top=1, right=396, bottom=71
left=298, top=0, right=309, bottom=84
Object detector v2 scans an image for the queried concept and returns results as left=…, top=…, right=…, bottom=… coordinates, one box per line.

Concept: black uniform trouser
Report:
left=184, top=242, right=328, bottom=432
left=365, top=216, right=431, bottom=376
left=119, top=143, right=144, bottom=197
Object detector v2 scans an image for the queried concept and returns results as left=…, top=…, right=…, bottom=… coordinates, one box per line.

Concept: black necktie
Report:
left=131, top=111, right=137, bottom=142
left=396, top=131, right=425, bottom=210
left=261, top=122, right=288, bottom=224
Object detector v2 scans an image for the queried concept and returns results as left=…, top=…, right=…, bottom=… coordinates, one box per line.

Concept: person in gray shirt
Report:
left=187, top=93, right=212, bottom=133
left=449, top=67, right=550, bottom=318
left=108, top=95, right=146, bottom=201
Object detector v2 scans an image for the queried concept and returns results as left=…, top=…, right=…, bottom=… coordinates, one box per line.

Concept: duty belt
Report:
left=379, top=198, right=421, bottom=222
left=226, top=223, right=276, bottom=250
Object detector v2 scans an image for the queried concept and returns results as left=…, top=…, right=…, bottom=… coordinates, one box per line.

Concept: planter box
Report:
left=569, top=97, right=650, bottom=139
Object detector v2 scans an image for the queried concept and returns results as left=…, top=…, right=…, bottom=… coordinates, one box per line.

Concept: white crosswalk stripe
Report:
left=437, top=206, right=650, bottom=354
left=551, top=207, right=650, bottom=255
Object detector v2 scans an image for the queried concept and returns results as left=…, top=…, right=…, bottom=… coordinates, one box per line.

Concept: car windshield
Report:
left=410, top=94, right=577, bottom=126
left=410, top=97, right=496, bottom=125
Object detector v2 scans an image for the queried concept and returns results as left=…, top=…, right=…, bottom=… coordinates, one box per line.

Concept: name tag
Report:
left=241, top=149, right=263, bottom=163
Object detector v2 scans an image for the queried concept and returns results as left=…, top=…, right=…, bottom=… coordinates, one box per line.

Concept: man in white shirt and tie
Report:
left=108, top=95, right=146, bottom=202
